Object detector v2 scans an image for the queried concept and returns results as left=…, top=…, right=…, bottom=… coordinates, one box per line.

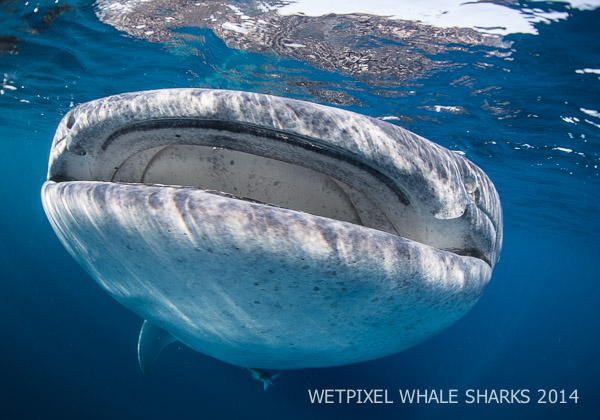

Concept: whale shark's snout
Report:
left=41, top=89, right=502, bottom=370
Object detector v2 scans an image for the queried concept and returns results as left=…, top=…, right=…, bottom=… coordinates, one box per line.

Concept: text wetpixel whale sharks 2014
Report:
left=307, top=388, right=579, bottom=405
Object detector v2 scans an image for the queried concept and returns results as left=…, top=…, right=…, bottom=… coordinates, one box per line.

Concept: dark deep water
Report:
left=1, top=0, right=599, bottom=419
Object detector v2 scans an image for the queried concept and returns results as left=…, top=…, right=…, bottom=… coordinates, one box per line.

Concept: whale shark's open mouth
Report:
left=98, top=119, right=408, bottom=238
left=42, top=89, right=502, bottom=370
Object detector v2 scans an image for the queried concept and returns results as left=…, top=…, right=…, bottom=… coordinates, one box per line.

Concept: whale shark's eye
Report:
left=66, top=113, right=76, bottom=130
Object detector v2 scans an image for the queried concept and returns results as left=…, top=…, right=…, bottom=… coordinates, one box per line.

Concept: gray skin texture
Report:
left=41, top=88, right=502, bottom=369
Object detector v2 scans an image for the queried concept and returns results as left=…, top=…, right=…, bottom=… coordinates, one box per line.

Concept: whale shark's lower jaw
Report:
left=41, top=89, right=502, bottom=369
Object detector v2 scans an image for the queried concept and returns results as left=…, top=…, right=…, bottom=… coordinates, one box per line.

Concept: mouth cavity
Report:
left=51, top=118, right=490, bottom=265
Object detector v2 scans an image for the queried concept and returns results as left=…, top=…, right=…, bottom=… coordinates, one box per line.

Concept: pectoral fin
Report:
left=137, top=320, right=177, bottom=375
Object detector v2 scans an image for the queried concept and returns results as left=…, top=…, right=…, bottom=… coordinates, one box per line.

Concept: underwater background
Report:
left=0, top=0, right=598, bottom=419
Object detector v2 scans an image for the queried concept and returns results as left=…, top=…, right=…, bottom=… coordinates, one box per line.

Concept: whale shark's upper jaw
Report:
left=46, top=89, right=501, bottom=268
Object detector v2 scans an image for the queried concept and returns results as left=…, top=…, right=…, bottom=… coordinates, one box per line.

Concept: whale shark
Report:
left=41, top=88, right=502, bottom=375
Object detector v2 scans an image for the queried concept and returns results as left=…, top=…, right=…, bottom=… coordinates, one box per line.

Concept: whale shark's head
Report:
left=42, top=89, right=501, bottom=369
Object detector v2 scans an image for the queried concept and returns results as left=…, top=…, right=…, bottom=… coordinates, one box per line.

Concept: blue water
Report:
left=1, top=1, right=599, bottom=419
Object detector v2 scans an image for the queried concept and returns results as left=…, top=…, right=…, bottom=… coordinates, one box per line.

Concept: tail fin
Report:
left=247, top=368, right=282, bottom=391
